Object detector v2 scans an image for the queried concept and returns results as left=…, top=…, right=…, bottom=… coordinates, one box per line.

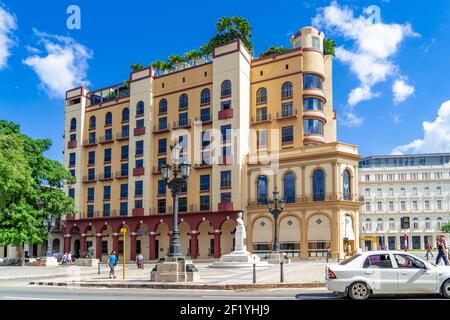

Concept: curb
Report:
left=29, top=281, right=325, bottom=290
left=1, top=269, right=109, bottom=281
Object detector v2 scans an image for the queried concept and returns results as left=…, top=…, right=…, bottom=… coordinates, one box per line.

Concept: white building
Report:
left=359, top=153, right=450, bottom=251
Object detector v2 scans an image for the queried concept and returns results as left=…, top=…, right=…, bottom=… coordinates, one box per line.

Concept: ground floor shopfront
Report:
left=360, top=233, right=447, bottom=251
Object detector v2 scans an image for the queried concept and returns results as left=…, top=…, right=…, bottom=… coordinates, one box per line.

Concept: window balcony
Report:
left=173, top=119, right=192, bottom=129
left=99, top=135, right=114, bottom=144
left=98, top=173, right=113, bottom=181
left=132, top=208, right=144, bottom=217
left=303, top=134, right=326, bottom=145
left=195, top=116, right=212, bottom=125
left=251, top=114, right=272, bottom=126
left=218, top=108, right=234, bottom=120
left=83, top=138, right=98, bottom=147
left=67, top=140, right=77, bottom=149
left=276, top=108, right=297, bottom=120
left=133, top=167, right=145, bottom=176
left=134, top=127, right=146, bottom=136
left=116, top=132, right=129, bottom=141
left=194, top=163, right=212, bottom=170
left=152, top=123, right=170, bottom=134
left=82, top=175, right=97, bottom=183
left=115, top=171, right=129, bottom=179
left=218, top=202, right=233, bottom=211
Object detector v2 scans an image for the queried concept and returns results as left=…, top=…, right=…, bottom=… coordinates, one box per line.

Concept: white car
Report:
left=326, top=251, right=450, bottom=300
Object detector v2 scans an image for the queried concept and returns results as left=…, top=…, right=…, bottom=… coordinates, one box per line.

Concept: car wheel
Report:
left=441, top=279, right=450, bottom=298
left=348, top=282, right=370, bottom=300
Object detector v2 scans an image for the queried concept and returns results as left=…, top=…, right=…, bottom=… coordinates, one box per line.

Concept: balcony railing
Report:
left=98, top=173, right=113, bottom=181
left=247, top=193, right=364, bottom=206
left=83, top=138, right=98, bottom=147
left=99, top=135, right=114, bottom=144
left=251, top=114, right=272, bottom=125
left=115, top=171, right=129, bottom=179
left=116, top=132, right=129, bottom=141
left=173, top=119, right=192, bottom=129
left=134, top=127, right=146, bottom=136
left=82, top=175, right=97, bottom=183
left=87, top=82, right=130, bottom=106
left=152, top=123, right=170, bottom=133
left=218, top=108, right=234, bottom=120
left=276, top=108, right=298, bottom=120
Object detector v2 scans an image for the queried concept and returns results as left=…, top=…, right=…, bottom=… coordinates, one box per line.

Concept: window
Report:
left=135, top=159, right=143, bottom=168
left=304, top=119, right=324, bottom=135
left=104, top=166, right=111, bottom=179
left=389, top=202, right=394, bottom=211
left=88, top=132, right=96, bottom=144
left=256, top=87, right=267, bottom=104
left=135, top=141, right=144, bottom=156
left=179, top=112, right=188, bottom=127
left=312, top=169, right=325, bottom=201
left=401, top=201, right=406, bottom=211
left=363, top=254, right=393, bottom=269
left=221, top=125, right=232, bottom=143
left=364, top=218, right=372, bottom=231
left=412, top=201, right=418, bottom=211
left=425, top=200, right=430, bottom=210
left=88, top=151, right=95, bottom=165
left=437, top=200, right=442, bottom=210
left=136, top=119, right=144, bottom=128
left=179, top=94, right=188, bottom=110
left=200, top=108, right=211, bottom=122
left=158, top=117, right=167, bottom=130
left=135, top=181, right=143, bottom=196
left=343, top=169, right=351, bottom=200
left=389, top=218, right=395, bottom=230
left=365, top=188, right=371, bottom=196
left=178, top=197, right=187, bottom=212
left=281, top=82, right=293, bottom=99
left=69, top=153, right=76, bottom=166
left=158, top=139, right=167, bottom=154
left=88, top=168, right=95, bottom=180
left=425, top=217, right=431, bottom=230
left=389, top=188, right=394, bottom=196
left=376, top=188, right=382, bottom=196
left=120, top=184, right=128, bottom=198
left=377, top=219, right=383, bottom=231
left=221, top=192, right=232, bottom=203
left=69, top=133, right=76, bottom=142
left=221, top=80, right=231, bottom=97
left=257, top=175, right=268, bottom=205
left=394, top=254, right=426, bottom=269
left=284, top=172, right=295, bottom=203
left=365, top=202, right=371, bottom=212
left=281, top=102, right=293, bottom=117
left=437, top=186, right=442, bottom=195
left=104, top=148, right=111, bottom=163
left=103, top=186, right=111, bottom=201
left=121, top=125, right=129, bottom=138
left=87, top=205, right=94, bottom=218
left=135, top=200, right=143, bottom=209
left=377, top=202, right=382, bottom=211
left=120, top=202, right=128, bottom=216
left=158, top=158, right=166, bottom=170
left=281, top=126, right=293, bottom=144
left=89, top=116, right=96, bottom=129
left=200, top=89, right=210, bottom=105
left=221, top=100, right=231, bottom=110
left=312, top=37, right=321, bottom=49
left=70, top=118, right=77, bottom=131
left=105, top=112, right=112, bottom=126
left=121, top=145, right=129, bottom=160
left=256, top=107, right=267, bottom=121
left=303, top=98, right=323, bottom=111
left=200, top=175, right=210, bottom=192
left=221, top=171, right=231, bottom=189
left=122, top=108, right=129, bottom=122
left=257, top=130, right=267, bottom=148
left=303, top=74, right=323, bottom=89
left=412, top=187, right=417, bottom=195
left=103, top=203, right=110, bottom=217
left=413, top=218, right=419, bottom=230
left=68, top=188, right=75, bottom=199
left=136, top=101, right=144, bottom=116
left=87, top=187, right=95, bottom=202
left=158, top=180, right=166, bottom=195
left=121, top=163, right=128, bottom=176
left=424, top=187, right=430, bottom=195
left=159, top=99, right=167, bottom=114
left=400, top=187, right=406, bottom=196
left=437, top=218, right=443, bottom=229
left=200, top=195, right=210, bottom=211
left=201, top=131, right=210, bottom=148
left=104, top=128, right=113, bottom=141
left=157, top=199, right=166, bottom=214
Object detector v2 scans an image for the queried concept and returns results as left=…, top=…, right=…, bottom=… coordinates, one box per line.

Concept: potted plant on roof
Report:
left=168, top=54, right=185, bottom=71
left=151, top=60, right=163, bottom=76
left=199, top=43, right=213, bottom=60
left=160, top=61, right=173, bottom=75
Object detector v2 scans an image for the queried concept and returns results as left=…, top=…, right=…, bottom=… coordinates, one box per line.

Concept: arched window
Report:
left=159, top=99, right=167, bottom=114
left=122, top=107, right=129, bottom=122
left=89, top=116, right=96, bottom=129
left=389, top=218, right=395, bottom=231
left=200, top=89, right=210, bottom=105
left=437, top=217, right=443, bottom=230
left=281, top=82, right=293, bottom=99
left=303, top=74, right=323, bottom=89
left=257, top=175, right=268, bottom=205
left=312, top=169, right=325, bottom=201
left=221, top=80, right=231, bottom=97
left=283, top=172, right=295, bottom=203
left=136, top=101, right=145, bottom=116
left=365, top=218, right=372, bottom=232
left=425, top=217, right=431, bottom=230
left=179, top=94, right=188, bottom=110
left=343, top=169, right=351, bottom=200
left=377, top=218, right=383, bottom=231
left=256, top=87, right=267, bottom=104
left=105, top=112, right=112, bottom=126
left=70, top=118, right=77, bottom=131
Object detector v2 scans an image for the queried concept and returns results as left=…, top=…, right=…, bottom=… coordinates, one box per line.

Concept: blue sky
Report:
left=0, top=0, right=450, bottom=161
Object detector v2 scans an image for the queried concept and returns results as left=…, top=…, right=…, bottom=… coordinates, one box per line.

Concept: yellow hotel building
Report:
left=62, top=26, right=362, bottom=262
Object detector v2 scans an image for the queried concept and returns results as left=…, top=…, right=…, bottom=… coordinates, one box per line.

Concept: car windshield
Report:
left=339, top=254, right=362, bottom=265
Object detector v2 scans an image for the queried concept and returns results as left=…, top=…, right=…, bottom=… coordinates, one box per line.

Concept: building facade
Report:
left=56, top=26, right=362, bottom=262
left=359, top=154, right=450, bottom=251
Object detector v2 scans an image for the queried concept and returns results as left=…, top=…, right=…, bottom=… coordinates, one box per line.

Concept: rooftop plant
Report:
left=259, top=45, right=288, bottom=57
left=323, top=37, right=336, bottom=56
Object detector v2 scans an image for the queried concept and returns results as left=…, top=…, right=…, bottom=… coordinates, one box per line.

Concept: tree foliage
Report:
left=259, top=45, right=288, bottom=58
left=0, top=120, right=74, bottom=264
left=324, top=37, right=336, bottom=56
left=441, top=222, right=450, bottom=234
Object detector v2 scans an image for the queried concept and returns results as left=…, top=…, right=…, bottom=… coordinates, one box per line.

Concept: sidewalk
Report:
left=0, top=265, right=109, bottom=281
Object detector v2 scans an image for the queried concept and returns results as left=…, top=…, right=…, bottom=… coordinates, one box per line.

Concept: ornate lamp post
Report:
left=160, top=141, right=191, bottom=257
left=267, top=188, right=285, bottom=253
left=37, top=200, right=56, bottom=257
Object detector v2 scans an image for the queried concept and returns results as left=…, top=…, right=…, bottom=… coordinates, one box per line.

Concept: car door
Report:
left=393, top=254, right=437, bottom=293
left=361, top=254, right=398, bottom=294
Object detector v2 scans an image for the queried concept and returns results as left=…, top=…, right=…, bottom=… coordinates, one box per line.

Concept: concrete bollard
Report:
left=253, top=263, right=256, bottom=284
left=280, top=262, right=284, bottom=283
left=98, top=262, right=100, bottom=275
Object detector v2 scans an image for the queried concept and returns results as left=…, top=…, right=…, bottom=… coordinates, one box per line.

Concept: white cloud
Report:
left=23, top=29, right=92, bottom=99
left=392, top=78, right=415, bottom=104
left=313, top=1, right=418, bottom=109
left=0, top=5, right=17, bottom=69
left=392, top=100, right=450, bottom=154
left=340, top=110, right=363, bottom=127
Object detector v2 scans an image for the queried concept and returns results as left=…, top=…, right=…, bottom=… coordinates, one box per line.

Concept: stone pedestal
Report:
left=209, top=250, right=269, bottom=268
left=39, top=256, right=59, bottom=267
left=150, top=256, right=200, bottom=282
left=74, top=258, right=99, bottom=267
left=265, top=252, right=291, bottom=264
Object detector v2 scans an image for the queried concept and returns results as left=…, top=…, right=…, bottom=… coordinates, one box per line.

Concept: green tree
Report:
left=198, top=43, right=213, bottom=58
left=260, top=45, right=288, bottom=57
left=130, top=63, right=145, bottom=71
left=324, top=37, right=336, bottom=56
left=168, top=54, right=185, bottom=67
left=209, top=16, right=253, bottom=54
left=0, top=120, right=74, bottom=265
left=150, top=59, right=163, bottom=72
left=441, top=222, right=450, bottom=234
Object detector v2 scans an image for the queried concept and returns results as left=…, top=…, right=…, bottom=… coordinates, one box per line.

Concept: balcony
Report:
left=134, top=127, right=146, bottom=136
left=82, top=175, right=97, bottom=183
left=173, top=119, right=192, bottom=129
left=303, top=109, right=327, bottom=122
left=195, top=116, right=212, bottom=125
left=303, top=134, right=326, bottom=145
left=152, top=166, right=162, bottom=174
left=83, top=138, right=98, bottom=147
left=98, top=173, right=113, bottom=181
left=247, top=193, right=364, bottom=206
left=116, top=132, right=129, bottom=141
left=87, top=82, right=130, bottom=106
left=133, top=167, right=145, bottom=176
left=132, top=208, right=144, bottom=217
left=218, top=108, right=234, bottom=120
left=152, top=123, right=170, bottom=134
left=218, top=202, right=233, bottom=211
left=115, top=171, right=129, bottom=179
left=276, top=108, right=297, bottom=120
left=99, top=135, right=114, bottom=144
left=194, top=163, right=212, bottom=170
left=251, top=114, right=272, bottom=126
left=67, top=140, right=77, bottom=149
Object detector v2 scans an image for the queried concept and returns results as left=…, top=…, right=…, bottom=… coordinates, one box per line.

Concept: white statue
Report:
left=235, top=212, right=247, bottom=252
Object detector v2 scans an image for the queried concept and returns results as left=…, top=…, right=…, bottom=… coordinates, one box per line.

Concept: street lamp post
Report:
left=160, top=141, right=191, bottom=258
left=38, top=200, right=56, bottom=257
left=267, top=188, right=285, bottom=253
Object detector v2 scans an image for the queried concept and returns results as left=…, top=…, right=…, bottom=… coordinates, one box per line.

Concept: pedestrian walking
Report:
left=108, top=251, right=117, bottom=278
left=436, top=236, right=449, bottom=266
left=67, top=252, right=72, bottom=265
left=425, top=241, right=434, bottom=260
left=61, top=252, right=68, bottom=267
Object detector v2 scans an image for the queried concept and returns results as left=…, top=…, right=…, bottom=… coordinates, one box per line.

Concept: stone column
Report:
left=80, top=234, right=87, bottom=257
left=64, top=234, right=72, bottom=254
left=190, top=231, right=198, bottom=259
left=130, top=233, right=137, bottom=261
left=300, top=213, right=308, bottom=259
left=148, top=232, right=156, bottom=260
left=95, top=233, right=103, bottom=261
left=213, top=230, right=221, bottom=259
left=112, top=233, right=119, bottom=259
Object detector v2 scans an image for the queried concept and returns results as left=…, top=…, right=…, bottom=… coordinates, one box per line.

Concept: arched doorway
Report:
left=179, top=221, right=191, bottom=257
left=136, top=223, right=150, bottom=260
left=155, top=223, right=169, bottom=259
left=52, top=239, right=61, bottom=254
left=221, top=219, right=236, bottom=254
left=307, top=214, right=331, bottom=257
left=198, top=220, right=214, bottom=259
left=279, top=216, right=300, bottom=257
left=252, top=216, right=273, bottom=255
left=73, top=239, right=80, bottom=258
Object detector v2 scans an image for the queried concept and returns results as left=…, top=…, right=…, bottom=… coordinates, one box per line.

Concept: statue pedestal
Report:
left=150, top=256, right=200, bottom=282
left=209, top=250, right=269, bottom=268
left=40, top=256, right=59, bottom=267
left=74, top=258, right=99, bottom=267
left=265, top=252, right=291, bottom=264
